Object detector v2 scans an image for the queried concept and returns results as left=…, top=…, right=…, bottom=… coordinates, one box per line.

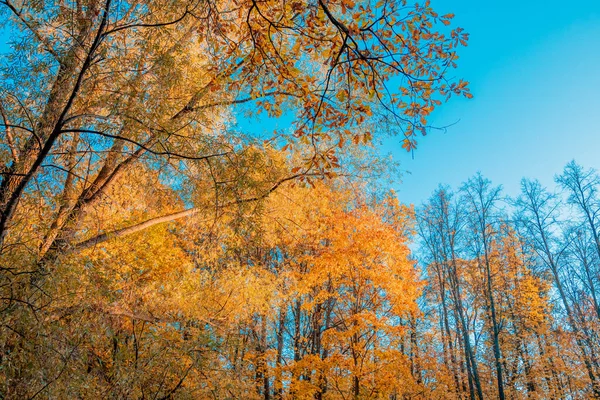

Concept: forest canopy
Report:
left=2, top=0, right=599, bottom=399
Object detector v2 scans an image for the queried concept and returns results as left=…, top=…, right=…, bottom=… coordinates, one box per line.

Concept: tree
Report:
left=0, top=0, right=471, bottom=260
left=460, top=174, right=506, bottom=400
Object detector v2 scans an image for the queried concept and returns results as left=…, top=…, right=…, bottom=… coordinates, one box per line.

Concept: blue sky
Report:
left=390, top=0, right=600, bottom=205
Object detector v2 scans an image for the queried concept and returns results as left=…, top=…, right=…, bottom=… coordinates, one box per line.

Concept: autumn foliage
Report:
left=1, top=0, right=599, bottom=399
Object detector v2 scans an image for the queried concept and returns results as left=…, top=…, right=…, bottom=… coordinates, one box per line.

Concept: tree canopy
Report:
left=0, top=1, right=599, bottom=394
left=15, top=1, right=600, bottom=400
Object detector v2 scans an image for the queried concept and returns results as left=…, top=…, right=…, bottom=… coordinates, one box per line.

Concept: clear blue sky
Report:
left=390, top=0, right=600, bottom=205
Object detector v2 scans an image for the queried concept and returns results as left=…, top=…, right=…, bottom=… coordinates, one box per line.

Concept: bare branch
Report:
left=60, top=129, right=230, bottom=161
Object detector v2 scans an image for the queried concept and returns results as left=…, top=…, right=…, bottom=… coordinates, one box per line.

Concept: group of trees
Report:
left=3, top=172, right=428, bottom=398
left=4, top=0, right=599, bottom=399
left=0, top=0, right=471, bottom=398
left=415, top=161, right=600, bottom=399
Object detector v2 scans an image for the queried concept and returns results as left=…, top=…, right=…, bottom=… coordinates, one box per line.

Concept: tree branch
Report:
left=60, top=129, right=230, bottom=161
left=69, top=173, right=317, bottom=252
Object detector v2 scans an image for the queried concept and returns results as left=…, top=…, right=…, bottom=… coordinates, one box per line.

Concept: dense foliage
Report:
left=2, top=1, right=599, bottom=399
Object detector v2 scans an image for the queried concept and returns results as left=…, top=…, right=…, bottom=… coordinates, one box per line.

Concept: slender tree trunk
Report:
left=275, top=308, right=286, bottom=399
left=449, top=261, right=483, bottom=400
left=481, top=249, right=506, bottom=400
